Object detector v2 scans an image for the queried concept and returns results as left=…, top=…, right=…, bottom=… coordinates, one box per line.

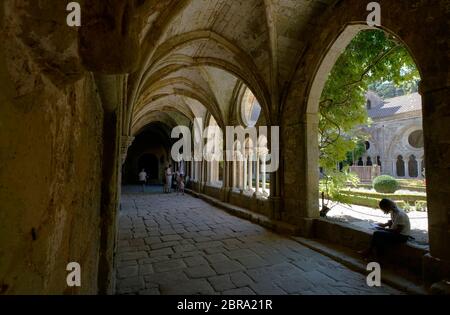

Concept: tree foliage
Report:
left=319, top=30, right=419, bottom=169
left=319, top=29, right=419, bottom=205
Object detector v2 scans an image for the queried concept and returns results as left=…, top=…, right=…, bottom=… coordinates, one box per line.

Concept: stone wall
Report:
left=0, top=1, right=104, bottom=294
left=361, top=113, right=424, bottom=178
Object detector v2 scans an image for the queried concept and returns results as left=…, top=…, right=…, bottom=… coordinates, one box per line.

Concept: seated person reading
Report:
left=359, top=198, right=411, bottom=258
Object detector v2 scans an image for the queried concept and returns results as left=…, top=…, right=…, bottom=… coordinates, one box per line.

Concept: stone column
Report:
left=243, top=156, right=247, bottom=190
left=255, top=153, right=260, bottom=195
left=261, top=154, right=267, bottom=195
left=403, top=158, right=408, bottom=178
left=248, top=153, right=253, bottom=190
left=200, top=160, right=206, bottom=191
left=120, top=136, right=135, bottom=165
left=417, top=158, right=422, bottom=179
left=420, top=81, right=450, bottom=285
left=392, top=159, right=397, bottom=177
left=208, top=161, right=212, bottom=183
left=239, top=159, right=243, bottom=190
left=232, top=157, right=236, bottom=188
left=196, top=161, right=200, bottom=181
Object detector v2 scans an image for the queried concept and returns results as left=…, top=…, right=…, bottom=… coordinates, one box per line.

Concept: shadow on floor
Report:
left=121, top=185, right=165, bottom=194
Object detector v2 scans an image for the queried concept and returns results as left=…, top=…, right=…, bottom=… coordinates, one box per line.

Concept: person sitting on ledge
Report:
left=359, top=198, right=411, bottom=259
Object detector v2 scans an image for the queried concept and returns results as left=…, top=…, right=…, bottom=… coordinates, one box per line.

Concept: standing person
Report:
left=359, top=199, right=411, bottom=259
left=138, top=169, right=147, bottom=193
left=179, top=175, right=185, bottom=195
left=165, top=164, right=173, bottom=193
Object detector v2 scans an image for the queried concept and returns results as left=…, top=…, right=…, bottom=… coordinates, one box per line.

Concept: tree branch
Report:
left=339, top=44, right=402, bottom=90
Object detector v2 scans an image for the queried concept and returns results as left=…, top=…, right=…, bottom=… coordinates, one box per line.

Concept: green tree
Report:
left=319, top=30, right=419, bottom=208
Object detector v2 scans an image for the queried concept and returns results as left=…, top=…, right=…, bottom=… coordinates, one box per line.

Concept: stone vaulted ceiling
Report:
left=125, top=0, right=334, bottom=136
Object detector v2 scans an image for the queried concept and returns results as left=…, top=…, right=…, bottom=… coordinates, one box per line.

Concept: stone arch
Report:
left=129, top=30, right=272, bottom=127
left=282, top=3, right=439, bottom=229
left=146, top=61, right=270, bottom=124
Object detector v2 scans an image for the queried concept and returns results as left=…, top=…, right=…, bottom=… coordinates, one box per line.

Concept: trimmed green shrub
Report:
left=373, top=175, right=399, bottom=194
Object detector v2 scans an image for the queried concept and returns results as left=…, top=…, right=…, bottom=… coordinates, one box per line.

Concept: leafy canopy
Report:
left=318, top=29, right=419, bottom=207
left=319, top=29, right=420, bottom=172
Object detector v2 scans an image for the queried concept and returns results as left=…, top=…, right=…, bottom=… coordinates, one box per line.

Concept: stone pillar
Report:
left=208, top=161, right=211, bottom=183
left=200, top=160, right=206, bottom=191
left=248, top=154, right=253, bottom=190
left=243, top=157, right=248, bottom=190
left=232, top=158, right=236, bottom=188
left=420, top=81, right=450, bottom=285
left=403, top=157, right=410, bottom=178
left=417, top=158, right=422, bottom=179
left=281, top=112, right=318, bottom=234
left=120, top=136, right=135, bottom=165
left=196, top=161, right=200, bottom=182
left=392, top=159, right=397, bottom=177
left=220, top=159, right=230, bottom=201
left=255, top=153, right=260, bottom=195
left=239, top=159, right=243, bottom=190
left=261, top=154, right=267, bottom=195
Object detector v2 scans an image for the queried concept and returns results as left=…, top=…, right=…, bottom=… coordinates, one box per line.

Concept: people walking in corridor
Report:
left=165, top=165, right=173, bottom=193
left=138, top=169, right=147, bottom=192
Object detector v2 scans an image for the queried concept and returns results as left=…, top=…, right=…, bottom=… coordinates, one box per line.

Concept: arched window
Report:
left=408, top=130, right=424, bottom=149
left=367, top=99, right=372, bottom=110
left=408, top=155, right=418, bottom=178
left=366, top=157, right=373, bottom=166
left=396, top=155, right=405, bottom=177
left=241, top=88, right=261, bottom=127
left=357, top=157, right=364, bottom=166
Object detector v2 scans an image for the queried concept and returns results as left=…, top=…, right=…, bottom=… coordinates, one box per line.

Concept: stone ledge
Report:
left=186, top=189, right=299, bottom=235
left=313, top=218, right=428, bottom=276
left=292, top=236, right=428, bottom=295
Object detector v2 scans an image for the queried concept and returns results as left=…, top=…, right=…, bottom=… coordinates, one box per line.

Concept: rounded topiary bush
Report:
left=373, top=175, right=399, bottom=194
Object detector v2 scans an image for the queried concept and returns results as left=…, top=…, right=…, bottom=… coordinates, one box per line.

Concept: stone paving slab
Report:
left=116, top=190, right=401, bottom=295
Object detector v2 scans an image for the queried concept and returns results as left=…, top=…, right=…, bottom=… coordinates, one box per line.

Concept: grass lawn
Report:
left=397, top=179, right=426, bottom=187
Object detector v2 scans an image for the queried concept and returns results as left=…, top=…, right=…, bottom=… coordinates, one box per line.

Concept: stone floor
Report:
left=115, top=186, right=401, bottom=295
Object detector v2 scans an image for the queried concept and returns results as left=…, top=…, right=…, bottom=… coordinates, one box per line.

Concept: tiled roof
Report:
left=368, top=93, right=422, bottom=119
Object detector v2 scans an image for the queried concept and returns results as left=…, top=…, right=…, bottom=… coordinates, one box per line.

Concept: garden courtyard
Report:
left=321, top=179, right=428, bottom=246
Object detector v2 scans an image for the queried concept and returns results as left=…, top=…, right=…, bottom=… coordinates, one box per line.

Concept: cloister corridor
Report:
left=1, top=1, right=449, bottom=296
left=115, top=187, right=399, bottom=295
